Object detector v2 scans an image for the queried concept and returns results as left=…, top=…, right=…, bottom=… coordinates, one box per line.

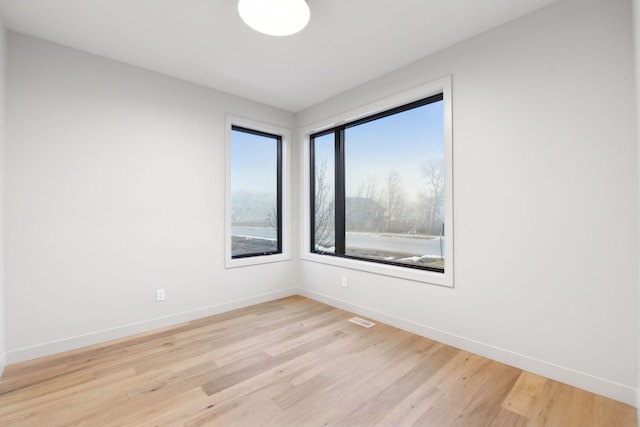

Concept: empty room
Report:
left=0, top=0, right=639, bottom=425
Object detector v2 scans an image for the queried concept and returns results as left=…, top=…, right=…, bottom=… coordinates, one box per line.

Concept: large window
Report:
left=230, top=125, right=282, bottom=258
left=310, top=94, right=446, bottom=273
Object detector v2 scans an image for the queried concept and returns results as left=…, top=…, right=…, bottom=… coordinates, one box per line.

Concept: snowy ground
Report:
left=232, top=226, right=444, bottom=268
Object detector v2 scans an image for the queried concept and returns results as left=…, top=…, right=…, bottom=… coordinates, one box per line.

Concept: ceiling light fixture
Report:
left=238, top=0, right=310, bottom=37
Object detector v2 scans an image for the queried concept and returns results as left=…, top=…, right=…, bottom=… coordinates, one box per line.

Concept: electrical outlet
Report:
left=341, top=277, right=348, bottom=288
left=156, top=288, right=165, bottom=302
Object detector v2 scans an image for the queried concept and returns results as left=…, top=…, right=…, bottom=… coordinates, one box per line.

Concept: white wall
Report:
left=298, top=0, right=639, bottom=405
left=0, top=12, right=6, bottom=375
left=4, top=33, right=297, bottom=362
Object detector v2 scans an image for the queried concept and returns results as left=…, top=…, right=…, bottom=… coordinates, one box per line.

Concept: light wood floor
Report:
left=0, top=296, right=636, bottom=427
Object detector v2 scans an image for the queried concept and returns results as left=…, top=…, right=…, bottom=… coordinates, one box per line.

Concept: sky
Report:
left=231, top=99, right=444, bottom=202
left=316, top=100, right=444, bottom=201
left=231, top=129, right=278, bottom=195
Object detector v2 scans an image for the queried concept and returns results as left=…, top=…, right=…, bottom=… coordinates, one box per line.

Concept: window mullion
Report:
left=334, top=128, right=346, bottom=256
left=276, top=137, right=283, bottom=253
left=309, top=137, right=317, bottom=252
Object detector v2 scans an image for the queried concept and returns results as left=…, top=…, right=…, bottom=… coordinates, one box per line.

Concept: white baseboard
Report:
left=299, top=289, right=638, bottom=407
left=6, top=288, right=298, bottom=364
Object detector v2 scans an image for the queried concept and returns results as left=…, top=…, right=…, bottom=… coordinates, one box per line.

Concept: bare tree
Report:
left=266, top=158, right=338, bottom=249
left=357, top=176, right=379, bottom=202
left=351, top=176, right=384, bottom=232
left=420, top=159, right=445, bottom=235
left=314, top=158, right=335, bottom=248
left=381, top=170, right=406, bottom=233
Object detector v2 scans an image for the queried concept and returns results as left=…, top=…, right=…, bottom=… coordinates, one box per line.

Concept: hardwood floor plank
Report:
left=0, top=296, right=635, bottom=427
left=271, top=328, right=416, bottom=412
left=185, top=387, right=284, bottom=427
left=0, top=366, right=136, bottom=423
left=502, top=371, right=548, bottom=418
left=411, top=356, right=501, bottom=426
left=592, top=394, right=638, bottom=427
left=211, top=308, right=346, bottom=367
left=69, top=363, right=225, bottom=426
left=527, top=381, right=576, bottom=427
left=382, top=350, right=476, bottom=425
left=337, top=343, right=459, bottom=426
left=183, top=353, right=319, bottom=427
left=450, top=362, right=521, bottom=426
left=489, top=408, right=530, bottom=427
left=565, top=387, right=596, bottom=427
left=202, top=329, right=347, bottom=396
left=120, top=386, right=211, bottom=427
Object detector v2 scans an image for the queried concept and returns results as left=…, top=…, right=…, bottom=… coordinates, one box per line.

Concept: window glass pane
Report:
left=313, top=133, right=335, bottom=253
left=231, top=128, right=280, bottom=257
left=344, top=101, right=444, bottom=270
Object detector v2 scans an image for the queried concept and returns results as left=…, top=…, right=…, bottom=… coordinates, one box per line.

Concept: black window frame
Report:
left=310, top=93, right=445, bottom=273
left=231, top=125, right=283, bottom=259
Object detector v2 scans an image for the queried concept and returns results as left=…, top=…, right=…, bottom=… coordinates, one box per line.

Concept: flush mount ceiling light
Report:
left=238, top=0, right=310, bottom=36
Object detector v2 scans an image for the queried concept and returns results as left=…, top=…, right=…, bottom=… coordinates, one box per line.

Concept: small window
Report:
left=230, top=125, right=282, bottom=258
left=310, top=94, right=446, bottom=273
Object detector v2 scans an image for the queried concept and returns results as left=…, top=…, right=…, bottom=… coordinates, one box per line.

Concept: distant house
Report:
left=345, top=197, right=384, bottom=231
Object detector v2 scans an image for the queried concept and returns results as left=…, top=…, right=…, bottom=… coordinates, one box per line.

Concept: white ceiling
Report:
left=0, top=0, right=559, bottom=112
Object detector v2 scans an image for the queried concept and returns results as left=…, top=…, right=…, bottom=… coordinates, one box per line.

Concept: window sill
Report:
left=300, top=252, right=453, bottom=287
left=225, top=253, right=292, bottom=269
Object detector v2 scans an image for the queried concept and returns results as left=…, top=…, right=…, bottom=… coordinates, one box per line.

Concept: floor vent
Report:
left=349, top=317, right=376, bottom=328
